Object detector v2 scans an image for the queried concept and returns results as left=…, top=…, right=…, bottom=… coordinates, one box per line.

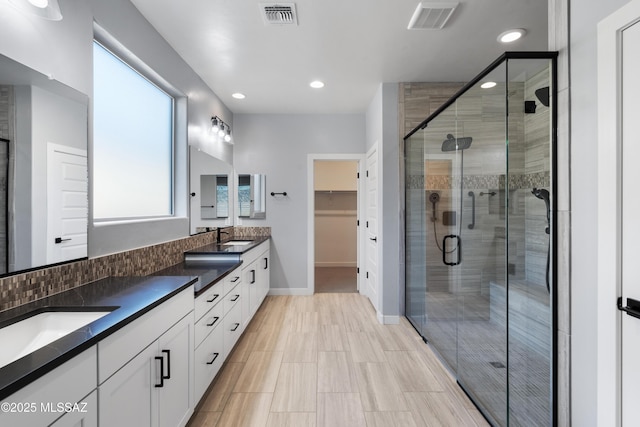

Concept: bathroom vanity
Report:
left=0, top=235, right=271, bottom=427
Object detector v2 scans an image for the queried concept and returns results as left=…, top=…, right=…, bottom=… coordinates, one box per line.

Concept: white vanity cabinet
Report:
left=98, top=287, right=194, bottom=427
left=193, top=270, right=241, bottom=403
left=241, top=240, right=271, bottom=329
left=0, top=347, right=97, bottom=427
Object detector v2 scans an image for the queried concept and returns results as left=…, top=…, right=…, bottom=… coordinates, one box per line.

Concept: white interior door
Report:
left=621, top=18, right=640, bottom=427
left=46, top=144, right=88, bottom=264
left=365, top=143, right=379, bottom=311
left=599, top=2, right=640, bottom=424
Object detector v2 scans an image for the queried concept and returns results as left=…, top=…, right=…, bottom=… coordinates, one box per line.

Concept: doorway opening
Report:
left=313, top=159, right=359, bottom=293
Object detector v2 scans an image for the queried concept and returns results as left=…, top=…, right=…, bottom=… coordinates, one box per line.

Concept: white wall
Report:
left=234, top=114, right=365, bottom=293
left=570, top=0, right=631, bottom=424
left=0, top=0, right=236, bottom=259
left=366, top=83, right=401, bottom=320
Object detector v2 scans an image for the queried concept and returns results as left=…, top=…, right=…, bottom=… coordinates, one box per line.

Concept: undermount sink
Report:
left=221, top=240, right=253, bottom=246
left=0, top=310, right=111, bottom=368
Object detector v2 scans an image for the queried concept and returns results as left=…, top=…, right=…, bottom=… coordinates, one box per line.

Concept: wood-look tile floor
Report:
left=188, top=294, right=490, bottom=427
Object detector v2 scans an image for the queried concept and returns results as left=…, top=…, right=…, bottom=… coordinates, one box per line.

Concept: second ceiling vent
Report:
left=408, top=2, right=459, bottom=30
left=261, top=3, right=298, bottom=25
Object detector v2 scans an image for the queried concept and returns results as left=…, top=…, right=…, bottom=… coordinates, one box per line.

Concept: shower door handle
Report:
left=617, top=297, right=640, bottom=319
left=468, top=191, right=475, bottom=229
left=443, top=235, right=461, bottom=266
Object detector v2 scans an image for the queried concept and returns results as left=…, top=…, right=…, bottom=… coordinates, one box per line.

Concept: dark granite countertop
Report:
left=153, top=258, right=242, bottom=296
left=0, top=275, right=196, bottom=401
left=185, top=235, right=270, bottom=256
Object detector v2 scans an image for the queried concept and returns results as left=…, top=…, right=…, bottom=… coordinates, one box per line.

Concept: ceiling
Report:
left=129, top=0, right=548, bottom=115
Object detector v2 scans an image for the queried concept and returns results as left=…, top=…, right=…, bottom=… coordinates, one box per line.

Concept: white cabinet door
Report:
left=99, top=314, right=194, bottom=427
left=99, top=343, right=158, bottom=427
left=50, top=390, right=97, bottom=427
left=257, top=249, right=270, bottom=302
left=157, top=315, right=194, bottom=427
left=194, top=320, right=224, bottom=402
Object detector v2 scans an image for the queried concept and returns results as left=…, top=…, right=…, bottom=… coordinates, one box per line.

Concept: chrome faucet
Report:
left=216, top=226, right=231, bottom=243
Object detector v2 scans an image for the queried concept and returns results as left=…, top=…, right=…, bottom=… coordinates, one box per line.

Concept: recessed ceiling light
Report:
left=232, top=93, right=246, bottom=99
left=498, top=29, right=526, bottom=43
left=481, top=81, right=497, bottom=89
left=310, top=80, right=325, bottom=89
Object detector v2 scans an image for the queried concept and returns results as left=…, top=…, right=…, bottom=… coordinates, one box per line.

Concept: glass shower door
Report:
left=453, top=66, right=509, bottom=427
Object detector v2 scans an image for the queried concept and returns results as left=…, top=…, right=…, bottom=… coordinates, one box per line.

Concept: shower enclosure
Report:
left=404, top=52, right=557, bottom=426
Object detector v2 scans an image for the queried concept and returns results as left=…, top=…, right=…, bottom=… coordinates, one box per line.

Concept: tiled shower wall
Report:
left=402, top=75, right=551, bottom=297
left=0, top=85, right=12, bottom=275
left=0, top=226, right=270, bottom=312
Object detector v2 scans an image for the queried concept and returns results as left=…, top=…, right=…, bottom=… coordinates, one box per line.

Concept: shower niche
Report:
left=404, top=52, right=557, bottom=426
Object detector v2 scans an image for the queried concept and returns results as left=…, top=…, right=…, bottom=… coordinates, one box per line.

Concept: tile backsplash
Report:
left=0, top=226, right=270, bottom=312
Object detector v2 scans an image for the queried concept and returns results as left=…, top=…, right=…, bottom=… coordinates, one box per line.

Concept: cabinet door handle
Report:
left=206, top=353, right=219, bottom=365
left=251, top=269, right=256, bottom=284
left=230, top=294, right=240, bottom=302
left=155, top=356, right=164, bottom=387
left=263, top=257, right=268, bottom=269
left=231, top=323, right=240, bottom=331
left=231, top=276, right=240, bottom=283
left=207, top=316, right=220, bottom=327
left=207, top=294, right=220, bottom=303
left=162, top=349, right=171, bottom=380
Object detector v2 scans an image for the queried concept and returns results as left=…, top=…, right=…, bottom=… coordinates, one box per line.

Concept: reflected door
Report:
left=46, top=144, right=88, bottom=264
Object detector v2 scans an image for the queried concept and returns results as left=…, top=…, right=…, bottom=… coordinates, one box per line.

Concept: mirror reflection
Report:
left=0, top=53, right=89, bottom=276
left=189, top=146, right=233, bottom=234
left=238, top=174, right=266, bottom=219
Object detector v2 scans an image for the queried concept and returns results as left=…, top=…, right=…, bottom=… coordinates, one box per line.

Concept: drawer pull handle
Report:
left=231, top=276, right=240, bottom=283
left=230, top=294, right=240, bottom=302
left=264, top=257, right=268, bottom=269
left=231, top=323, right=240, bottom=331
left=251, top=269, right=256, bottom=284
left=206, top=353, right=219, bottom=365
left=162, top=349, right=171, bottom=379
left=207, top=316, right=220, bottom=327
left=155, top=356, right=164, bottom=387
left=207, top=294, right=220, bottom=303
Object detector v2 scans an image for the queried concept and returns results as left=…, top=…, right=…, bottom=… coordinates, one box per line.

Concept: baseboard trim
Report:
left=268, top=288, right=314, bottom=296
left=377, top=312, right=400, bottom=325
left=314, top=262, right=358, bottom=268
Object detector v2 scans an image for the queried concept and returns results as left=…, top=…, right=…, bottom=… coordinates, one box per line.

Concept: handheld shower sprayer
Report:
left=532, top=187, right=551, bottom=294
left=531, top=188, right=550, bottom=235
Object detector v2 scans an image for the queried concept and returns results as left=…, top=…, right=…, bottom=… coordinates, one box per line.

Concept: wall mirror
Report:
left=238, top=174, right=266, bottom=219
left=189, top=146, right=233, bottom=234
left=0, top=53, right=89, bottom=276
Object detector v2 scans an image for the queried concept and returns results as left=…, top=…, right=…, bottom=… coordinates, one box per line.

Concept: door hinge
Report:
left=357, top=267, right=360, bottom=274
left=366, top=272, right=369, bottom=279
left=357, top=172, right=360, bottom=179
left=357, top=219, right=360, bottom=226
left=366, top=170, right=369, bottom=177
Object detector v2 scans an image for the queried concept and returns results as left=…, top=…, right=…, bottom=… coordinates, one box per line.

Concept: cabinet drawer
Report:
left=224, top=273, right=241, bottom=296
left=194, top=300, right=224, bottom=347
left=195, top=281, right=224, bottom=321
left=223, top=303, right=243, bottom=359
left=223, top=285, right=241, bottom=316
left=194, top=322, right=224, bottom=402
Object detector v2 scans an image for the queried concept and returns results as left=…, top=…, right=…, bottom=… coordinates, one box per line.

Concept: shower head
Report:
left=441, top=134, right=473, bottom=152
left=535, top=87, right=550, bottom=107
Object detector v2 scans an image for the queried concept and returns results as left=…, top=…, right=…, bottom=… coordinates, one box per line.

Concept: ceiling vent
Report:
left=261, top=3, right=298, bottom=25
left=408, top=2, right=458, bottom=30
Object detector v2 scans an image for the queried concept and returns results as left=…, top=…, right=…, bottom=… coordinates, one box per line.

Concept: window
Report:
left=93, top=41, right=174, bottom=220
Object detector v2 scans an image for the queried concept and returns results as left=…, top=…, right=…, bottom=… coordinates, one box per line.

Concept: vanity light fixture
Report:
left=497, top=28, right=526, bottom=43
left=8, top=0, right=63, bottom=20
left=211, top=116, right=233, bottom=144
